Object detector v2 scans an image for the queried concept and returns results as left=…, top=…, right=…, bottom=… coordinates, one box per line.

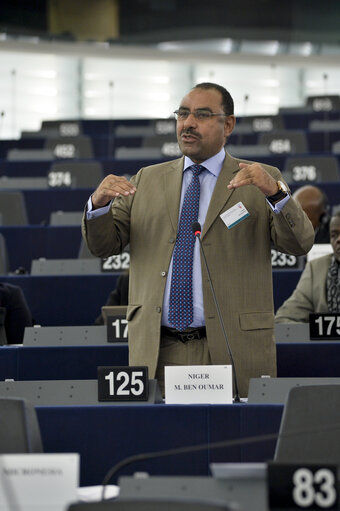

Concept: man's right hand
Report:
left=91, top=174, right=137, bottom=209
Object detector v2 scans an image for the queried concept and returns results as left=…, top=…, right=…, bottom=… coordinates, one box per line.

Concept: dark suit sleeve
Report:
left=94, top=272, right=129, bottom=325
left=0, top=283, right=33, bottom=343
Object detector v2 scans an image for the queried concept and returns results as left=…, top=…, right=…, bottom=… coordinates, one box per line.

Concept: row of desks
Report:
left=0, top=271, right=300, bottom=326
left=2, top=341, right=340, bottom=382
left=2, top=340, right=339, bottom=487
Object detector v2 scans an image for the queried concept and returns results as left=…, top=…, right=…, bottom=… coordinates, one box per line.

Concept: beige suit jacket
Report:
left=82, top=151, right=314, bottom=396
left=275, top=253, right=332, bottom=323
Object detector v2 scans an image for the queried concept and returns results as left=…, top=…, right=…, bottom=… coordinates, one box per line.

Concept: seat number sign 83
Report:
left=97, top=366, right=148, bottom=401
left=268, top=463, right=338, bottom=510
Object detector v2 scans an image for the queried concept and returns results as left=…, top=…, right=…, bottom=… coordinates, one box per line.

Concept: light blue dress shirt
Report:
left=86, top=149, right=289, bottom=328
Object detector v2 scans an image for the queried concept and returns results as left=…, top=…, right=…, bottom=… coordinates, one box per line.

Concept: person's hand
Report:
left=91, top=174, right=136, bottom=209
left=227, top=162, right=279, bottom=196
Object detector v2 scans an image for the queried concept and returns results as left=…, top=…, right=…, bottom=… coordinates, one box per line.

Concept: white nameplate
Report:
left=164, top=365, right=233, bottom=404
left=220, top=202, right=249, bottom=229
left=0, top=453, right=79, bottom=511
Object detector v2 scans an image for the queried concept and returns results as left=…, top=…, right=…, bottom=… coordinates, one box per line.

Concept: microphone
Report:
left=192, top=221, right=241, bottom=403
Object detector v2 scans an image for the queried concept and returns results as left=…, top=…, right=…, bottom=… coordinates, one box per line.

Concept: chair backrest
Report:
left=78, top=238, right=96, bottom=259
left=306, top=94, right=340, bottom=112
left=49, top=211, right=83, bottom=226
left=45, top=136, right=94, bottom=159
left=332, top=141, right=340, bottom=154
left=0, top=233, right=9, bottom=274
left=41, top=119, right=83, bottom=137
left=0, top=176, right=48, bottom=189
left=142, top=135, right=181, bottom=158
left=274, top=385, right=340, bottom=462
left=283, top=155, right=339, bottom=183
left=234, top=114, right=284, bottom=134
left=48, top=160, right=103, bottom=188
left=0, top=306, right=7, bottom=345
left=0, top=191, right=28, bottom=225
left=30, top=258, right=101, bottom=275
left=0, top=397, right=43, bottom=453
left=258, top=130, right=308, bottom=154
left=6, top=149, right=54, bottom=161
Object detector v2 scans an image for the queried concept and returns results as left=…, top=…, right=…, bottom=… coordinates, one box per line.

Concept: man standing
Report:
left=82, top=82, right=314, bottom=396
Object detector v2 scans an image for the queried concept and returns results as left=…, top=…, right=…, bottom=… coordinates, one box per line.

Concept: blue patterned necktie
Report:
left=168, top=164, right=205, bottom=331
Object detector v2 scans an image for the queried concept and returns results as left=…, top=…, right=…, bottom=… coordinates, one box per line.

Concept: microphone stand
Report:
left=193, top=223, right=241, bottom=403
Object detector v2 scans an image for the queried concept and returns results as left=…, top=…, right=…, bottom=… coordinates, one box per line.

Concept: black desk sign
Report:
left=101, top=253, right=130, bottom=272
left=268, top=462, right=338, bottom=510
left=271, top=249, right=299, bottom=269
left=107, top=315, right=128, bottom=343
left=98, top=366, right=148, bottom=401
left=309, top=314, right=340, bottom=341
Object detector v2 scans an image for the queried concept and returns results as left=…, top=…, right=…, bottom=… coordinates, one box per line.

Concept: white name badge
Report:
left=0, top=453, right=79, bottom=511
left=220, top=201, right=249, bottom=229
left=164, top=365, right=233, bottom=404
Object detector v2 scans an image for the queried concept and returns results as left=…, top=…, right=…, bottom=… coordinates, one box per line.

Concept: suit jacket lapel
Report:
left=163, top=157, right=184, bottom=233
left=202, top=151, right=239, bottom=239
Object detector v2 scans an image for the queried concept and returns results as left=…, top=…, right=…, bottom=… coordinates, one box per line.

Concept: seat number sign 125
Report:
left=97, top=366, right=149, bottom=401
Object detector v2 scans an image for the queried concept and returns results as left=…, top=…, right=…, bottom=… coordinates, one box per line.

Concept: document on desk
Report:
left=0, top=453, right=79, bottom=511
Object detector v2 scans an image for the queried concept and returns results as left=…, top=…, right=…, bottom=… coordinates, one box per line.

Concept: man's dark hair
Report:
left=193, top=82, right=234, bottom=116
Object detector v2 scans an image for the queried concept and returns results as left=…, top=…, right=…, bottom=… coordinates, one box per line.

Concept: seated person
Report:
left=275, top=211, right=340, bottom=323
left=0, top=282, right=33, bottom=344
left=292, top=185, right=330, bottom=243
left=94, top=271, right=129, bottom=325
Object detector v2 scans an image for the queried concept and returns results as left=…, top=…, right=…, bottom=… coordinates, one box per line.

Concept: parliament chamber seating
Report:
left=0, top=102, right=340, bottom=491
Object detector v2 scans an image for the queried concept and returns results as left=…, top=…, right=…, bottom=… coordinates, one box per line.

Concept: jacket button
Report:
left=161, top=271, right=167, bottom=277
left=169, top=238, right=175, bottom=243
left=156, top=307, right=161, bottom=313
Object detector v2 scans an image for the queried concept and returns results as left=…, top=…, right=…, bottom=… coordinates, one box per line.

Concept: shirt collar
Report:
left=183, top=147, right=226, bottom=178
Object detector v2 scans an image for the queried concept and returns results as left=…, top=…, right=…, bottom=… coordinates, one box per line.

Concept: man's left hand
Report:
left=228, top=162, right=279, bottom=196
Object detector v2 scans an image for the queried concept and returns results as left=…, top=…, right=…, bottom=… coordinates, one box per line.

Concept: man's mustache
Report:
left=180, top=129, right=202, bottom=139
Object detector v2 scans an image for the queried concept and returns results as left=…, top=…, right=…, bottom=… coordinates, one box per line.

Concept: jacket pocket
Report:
left=239, top=312, right=274, bottom=331
left=127, top=304, right=142, bottom=321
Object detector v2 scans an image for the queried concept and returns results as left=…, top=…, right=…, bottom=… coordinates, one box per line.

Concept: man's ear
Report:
left=224, top=115, right=236, bottom=137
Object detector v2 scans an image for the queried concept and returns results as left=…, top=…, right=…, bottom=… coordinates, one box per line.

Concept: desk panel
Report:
left=36, top=404, right=283, bottom=486
left=0, top=225, right=82, bottom=272
left=2, top=341, right=340, bottom=383
left=17, top=345, right=128, bottom=380
left=22, top=188, right=92, bottom=224
left=0, top=275, right=119, bottom=326
left=277, top=342, right=340, bottom=377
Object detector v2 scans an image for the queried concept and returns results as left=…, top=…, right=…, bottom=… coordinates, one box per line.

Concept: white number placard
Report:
left=101, top=253, right=130, bottom=272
